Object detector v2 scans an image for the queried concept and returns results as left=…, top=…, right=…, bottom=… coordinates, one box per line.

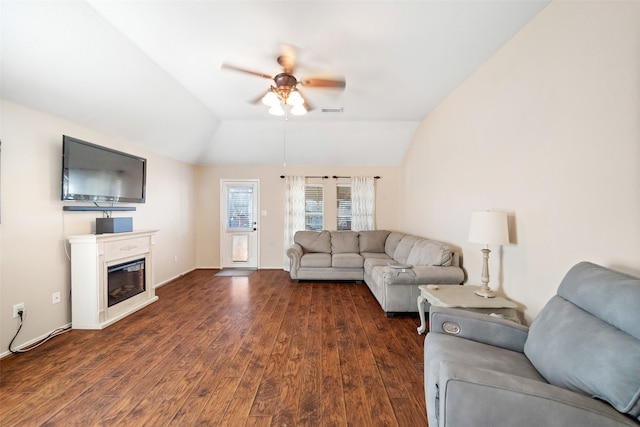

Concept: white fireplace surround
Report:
left=68, top=230, right=159, bottom=329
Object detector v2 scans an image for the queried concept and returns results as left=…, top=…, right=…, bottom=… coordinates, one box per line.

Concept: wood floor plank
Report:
left=40, top=376, right=121, bottom=426
left=350, top=287, right=410, bottom=399
left=194, top=375, right=242, bottom=425
left=320, top=283, right=348, bottom=426
left=269, top=283, right=311, bottom=426
left=248, top=286, right=299, bottom=416
left=342, top=286, right=399, bottom=427
left=4, top=373, right=98, bottom=426
left=333, top=284, right=374, bottom=427
left=0, top=270, right=429, bottom=427
left=296, top=283, right=323, bottom=426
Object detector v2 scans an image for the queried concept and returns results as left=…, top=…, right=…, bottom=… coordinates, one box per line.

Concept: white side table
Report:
left=417, top=285, right=519, bottom=334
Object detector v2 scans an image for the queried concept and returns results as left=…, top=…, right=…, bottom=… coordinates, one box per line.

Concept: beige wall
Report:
left=400, top=1, right=640, bottom=322
left=0, top=100, right=198, bottom=355
left=195, top=165, right=401, bottom=269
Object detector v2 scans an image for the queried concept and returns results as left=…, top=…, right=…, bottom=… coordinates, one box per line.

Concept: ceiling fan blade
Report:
left=303, top=100, right=314, bottom=112
left=221, top=63, right=273, bottom=80
left=249, top=90, right=269, bottom=105
left=277, top=44, right=297, bottom=72
left=299, top=77, right=346, bottom=89
left=297, top=89, right=314, bottom=112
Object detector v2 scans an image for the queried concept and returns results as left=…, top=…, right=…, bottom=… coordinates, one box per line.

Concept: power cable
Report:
left=8, top=310, right=71, bottom=354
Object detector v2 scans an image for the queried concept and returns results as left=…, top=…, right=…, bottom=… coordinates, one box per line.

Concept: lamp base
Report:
left=474, top=286, right=496, bottom=298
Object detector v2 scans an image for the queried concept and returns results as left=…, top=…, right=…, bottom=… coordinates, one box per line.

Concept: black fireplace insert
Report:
left=107, top=259, right=145, bottom=307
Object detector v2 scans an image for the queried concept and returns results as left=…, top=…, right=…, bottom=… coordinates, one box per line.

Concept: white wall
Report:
left=194, top=165, right=401, bottom=269
left=0, top=100, right=198, bottom=355
left=400, top=1, right=640, bottom=322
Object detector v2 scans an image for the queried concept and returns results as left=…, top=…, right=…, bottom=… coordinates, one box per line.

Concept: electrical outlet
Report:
left=52, top=292, right=61, bottom=304
left=174, top=255, right=178, bottom=262
left=13, top=303, right=25, bottom=318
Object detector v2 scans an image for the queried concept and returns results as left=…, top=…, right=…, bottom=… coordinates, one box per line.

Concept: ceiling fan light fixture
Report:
left=290, top=104, right=307, bottom=116
left=287, top=90, right=304, bottom=106
left=268, top=104, right=285, bottom=116
left=223, top=51, right=345, bottom=118
left=262, top=90, right=280, bottom=107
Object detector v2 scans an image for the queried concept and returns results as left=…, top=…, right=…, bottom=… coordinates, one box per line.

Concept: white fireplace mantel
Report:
left=68, top=230, right=159, bottom=329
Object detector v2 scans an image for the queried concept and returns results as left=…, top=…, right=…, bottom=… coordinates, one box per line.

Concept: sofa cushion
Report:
left=392, top=235, right=419, bottom=264
left=525, top=296, right=640, bottom=420
left=384, top=232, right=405, bottom=258
left=332, top=253, right=364, bottom=268
left=406, top=239, right=453, bottom=267
left=361, top=252, right=392, bottom=260
left=300, top=253, right=332, bottom=268
left=294, top=230, right=331, bottom=253
left=359, top=230, right=391, bottom=253
left=330, top=231, right=360, bottom=253
left=363, top=256, right=391, bottom=276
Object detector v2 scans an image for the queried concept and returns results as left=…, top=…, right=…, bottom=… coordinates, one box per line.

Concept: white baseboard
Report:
left=153, top=267, right=197, bottom=289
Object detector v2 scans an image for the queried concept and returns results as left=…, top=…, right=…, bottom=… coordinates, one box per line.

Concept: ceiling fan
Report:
left=222, top=50, right=346, bottom=116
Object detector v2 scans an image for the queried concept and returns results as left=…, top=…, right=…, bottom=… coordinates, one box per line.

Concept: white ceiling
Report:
left=1, top=0, right=549, bottom=166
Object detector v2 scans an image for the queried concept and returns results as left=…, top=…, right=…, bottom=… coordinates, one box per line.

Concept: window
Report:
left=305, top=184, right=324, bottom=231
left=337, top=184, right=352, bottom=231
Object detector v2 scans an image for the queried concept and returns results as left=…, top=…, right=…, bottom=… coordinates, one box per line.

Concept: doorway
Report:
left=220, top=180, right=259, bottom=269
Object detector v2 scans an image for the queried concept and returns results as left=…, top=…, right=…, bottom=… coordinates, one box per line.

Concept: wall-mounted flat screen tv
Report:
left=61, top=135, right=146, bottom=203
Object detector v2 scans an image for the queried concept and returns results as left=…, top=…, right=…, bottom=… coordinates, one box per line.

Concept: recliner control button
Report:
left=443, top=322, right=460, bottom=335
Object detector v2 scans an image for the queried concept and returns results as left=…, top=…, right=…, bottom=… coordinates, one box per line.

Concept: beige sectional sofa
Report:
left=286, top=230, right=465, bottom=315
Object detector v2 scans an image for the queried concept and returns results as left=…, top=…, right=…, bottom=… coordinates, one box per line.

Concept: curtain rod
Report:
left=332, top=175, right=381, bottom=179
left=279, top=175, right=381, bottom=179
left=280, top=175, right=329, bottom=179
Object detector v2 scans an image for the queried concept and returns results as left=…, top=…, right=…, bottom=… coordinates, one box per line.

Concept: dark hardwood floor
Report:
left=0, top=269, right=428, bottom=426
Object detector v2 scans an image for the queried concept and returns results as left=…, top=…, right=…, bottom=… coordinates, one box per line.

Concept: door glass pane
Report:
left=227, top=185, right=253, bottom=229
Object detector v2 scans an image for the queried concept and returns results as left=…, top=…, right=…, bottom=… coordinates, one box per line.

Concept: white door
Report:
left=220, top=180, right=259, bottom=269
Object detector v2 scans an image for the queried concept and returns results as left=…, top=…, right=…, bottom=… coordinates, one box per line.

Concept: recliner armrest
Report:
left=429, top=306, right=529, bottom=353
left=436, top=361, right=637, bottom=427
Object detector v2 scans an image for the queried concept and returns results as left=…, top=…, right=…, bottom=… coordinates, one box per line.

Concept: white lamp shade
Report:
left=468, top=211, right=509, bottom=245
left=287, top=90, right=304, bottom=106
left=290, top=104, right=307, bottom=115
left=262, top=91, right=280, bottom=107
left=268, top=104, right=285, bottom=116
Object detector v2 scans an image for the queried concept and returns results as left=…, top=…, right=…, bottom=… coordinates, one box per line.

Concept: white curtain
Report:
left=283, top=176, right=306, bottom=270
left=351, top=176, right=376, bottom=231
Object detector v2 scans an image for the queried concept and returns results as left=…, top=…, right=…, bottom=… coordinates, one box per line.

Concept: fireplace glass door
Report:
left=107, top=259, right=145, bottom=307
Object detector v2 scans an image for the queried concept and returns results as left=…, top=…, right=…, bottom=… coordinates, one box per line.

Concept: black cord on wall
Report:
left=8, top=310, right=71, bottom=354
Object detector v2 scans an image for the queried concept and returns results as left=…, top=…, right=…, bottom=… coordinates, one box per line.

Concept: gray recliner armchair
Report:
left=424, top=261, right=640, bottom=426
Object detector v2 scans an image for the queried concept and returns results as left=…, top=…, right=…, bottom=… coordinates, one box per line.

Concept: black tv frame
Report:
left=61, top=135, right=146, bottom=205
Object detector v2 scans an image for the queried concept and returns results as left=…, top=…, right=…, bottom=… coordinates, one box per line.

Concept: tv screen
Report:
left=61, top=135, right=146, bottom=203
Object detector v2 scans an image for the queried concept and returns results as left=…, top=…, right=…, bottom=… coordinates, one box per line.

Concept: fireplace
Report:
left=69, top=230, right=158, bottom=329
left=108, top=259, right=145, bottom=307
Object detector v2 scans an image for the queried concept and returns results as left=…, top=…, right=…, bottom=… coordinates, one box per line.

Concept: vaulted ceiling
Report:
left=1, top=1, right=549, bottom=166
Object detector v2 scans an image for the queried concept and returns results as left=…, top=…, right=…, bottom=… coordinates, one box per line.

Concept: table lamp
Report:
left=468, top=211, right=509, bottom=298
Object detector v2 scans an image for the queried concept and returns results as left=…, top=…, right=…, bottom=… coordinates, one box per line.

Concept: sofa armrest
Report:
left=435, top=362, right=637, bottom=427
left=286, top=243, right=303, bottom=279
left=429, top=306, right=529, bottom=353
left=413, top=265, right=464, bottom=284
left=382, top=265, right=464, bottom=286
